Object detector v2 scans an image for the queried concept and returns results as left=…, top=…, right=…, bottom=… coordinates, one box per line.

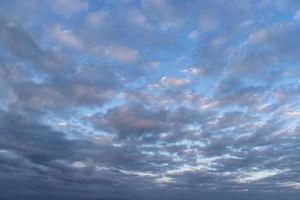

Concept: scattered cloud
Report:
left=160, top=76, right=190, bottom=87
left=188, top=30, right=199, bottom=40
left=47, top=24, right=83, bottom=49
left=293, top=10, right=300, bottom=21
left=104, top=45, right=139, bottom=63
left=0, top=1, right=300, bottom=200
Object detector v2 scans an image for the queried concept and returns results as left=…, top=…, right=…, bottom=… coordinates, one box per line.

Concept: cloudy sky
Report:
left=0, top=0, right=300, bottom=199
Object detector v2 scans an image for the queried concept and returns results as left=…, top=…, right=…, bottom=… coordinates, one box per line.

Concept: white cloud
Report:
left=155, top=176, right=175, bottom=184
left=188, top=30, right=199, bottom=40
left=48, top=25, right=83, bottom=49
left=247, top=28, right=267, bottom=43
left=147, top=61, right=161, bottom=69
left=160, top=76, right=190, bottom=87
left=104, top=45, right=139, bottom=63
left=127, top=9, right=149, bottom=28
left=293, top=10, right=300, bottom=21
left=199, top=14, right=219, bottom=31
left=280, top=182, right=300, bottom=190
left=237, top=170, right=280, bottom=183
left=86, top=11, right=107, bottom=27
left=182, top=67, right=203, bottom=76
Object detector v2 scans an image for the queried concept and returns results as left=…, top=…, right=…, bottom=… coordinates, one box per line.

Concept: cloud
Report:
left=47, top=24, right=83, bottom=49
left=1, top=0, right=300, bottom=200
left=187, top=30, right=199, bottom=40
left=91, top=103, right=168, bottom=139
left=50, top=0, right=88, bottom=17
left=86, top=11, right=107, bottom=27
left=247, top=23, right=300, bottom=59
left=10, top=65, right=121, bottom=110
left=126, top=8, right=149, bottom=28
left=0, top=16, right=72, bottom=73
left=160, top=76, right=190, bottom=87
left=294, top=10, right=300, bottom=21
left=140, top=0, right=184, bottom=29
left=104, top=45, right=139, bottom=63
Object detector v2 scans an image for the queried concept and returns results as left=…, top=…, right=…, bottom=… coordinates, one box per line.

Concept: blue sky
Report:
left=1, top=0, right=300, bottom=199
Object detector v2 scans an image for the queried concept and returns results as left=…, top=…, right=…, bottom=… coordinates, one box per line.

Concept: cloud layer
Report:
left=0, top=0, right=300, bottom=199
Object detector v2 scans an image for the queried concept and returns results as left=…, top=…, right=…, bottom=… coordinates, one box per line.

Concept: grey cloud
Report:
left=213, top=22, right=300, bottom=100
left=0, top=19, right=125, bottom=118
left=248, top=23, right=300, bottom=58
left=96, top=103, right=168, bottom=139
left=194, top=0, right=255, bottom=74
left=11, top=79, right=118, bottom=111
left=0, top=16, right=71, bottom=74
left=140, top=0, right=192, bottom=29
left=0, top=109, right=160, bottom=199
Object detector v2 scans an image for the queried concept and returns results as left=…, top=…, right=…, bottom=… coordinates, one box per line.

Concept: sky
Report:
left=0, top=0, right=300, bottom=199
